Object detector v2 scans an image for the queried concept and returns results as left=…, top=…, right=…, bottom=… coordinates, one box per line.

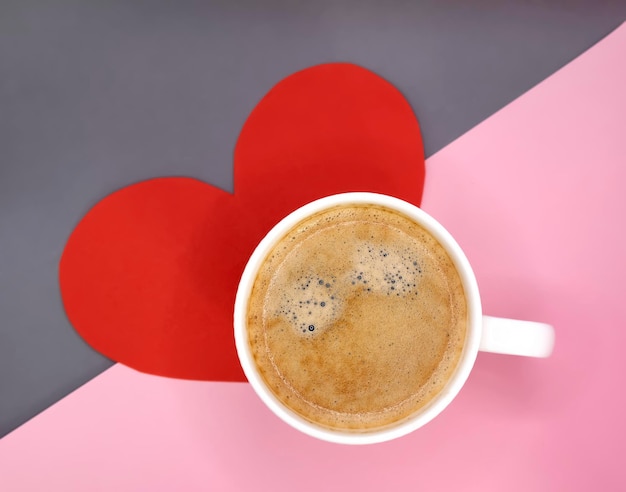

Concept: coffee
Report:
left=246, top=204, right=467, bottom=431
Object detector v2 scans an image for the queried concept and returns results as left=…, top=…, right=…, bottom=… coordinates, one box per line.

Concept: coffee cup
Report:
left=234, top=192, right=554, bottom=444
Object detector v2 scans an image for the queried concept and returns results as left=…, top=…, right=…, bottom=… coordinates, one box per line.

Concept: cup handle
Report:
left=479, top=315, right=555, bottom=358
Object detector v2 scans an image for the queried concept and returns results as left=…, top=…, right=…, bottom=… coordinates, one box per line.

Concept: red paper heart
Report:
left=59, top=63, right=425, bottom=381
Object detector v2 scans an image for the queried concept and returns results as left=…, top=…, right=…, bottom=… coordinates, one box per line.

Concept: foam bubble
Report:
left=274, top=236, right=425, bottom=335
left=275, top=274, right=343, bottom=335
left=350, top=239, right=423, bottom=297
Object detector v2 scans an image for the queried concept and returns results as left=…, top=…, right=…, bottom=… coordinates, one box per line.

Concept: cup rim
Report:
left=233, top=192, right=482, bottom=444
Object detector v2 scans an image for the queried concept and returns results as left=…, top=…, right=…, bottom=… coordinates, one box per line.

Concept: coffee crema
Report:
left=246, top=204, right=467, bottom=431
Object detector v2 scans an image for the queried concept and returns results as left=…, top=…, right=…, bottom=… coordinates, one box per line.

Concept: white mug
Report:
left=234, top=192, right=555, bottom=444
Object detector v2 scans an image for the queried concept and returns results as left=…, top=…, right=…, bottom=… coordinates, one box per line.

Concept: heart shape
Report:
left=59, top=63, right=426, bottom=381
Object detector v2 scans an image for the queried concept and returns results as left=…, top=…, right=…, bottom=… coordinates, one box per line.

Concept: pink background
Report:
left=1, top=22, right=625, bottom=492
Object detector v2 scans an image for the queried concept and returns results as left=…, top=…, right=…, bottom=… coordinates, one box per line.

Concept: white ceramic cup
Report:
left=234, top=192, right=555, bottom=445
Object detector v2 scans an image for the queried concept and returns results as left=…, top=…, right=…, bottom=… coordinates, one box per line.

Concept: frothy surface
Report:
left=247, top=204, right=467, bottom=431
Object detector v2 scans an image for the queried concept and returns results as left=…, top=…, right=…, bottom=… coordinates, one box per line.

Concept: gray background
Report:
left=1, top=0, right=624, bottom=438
